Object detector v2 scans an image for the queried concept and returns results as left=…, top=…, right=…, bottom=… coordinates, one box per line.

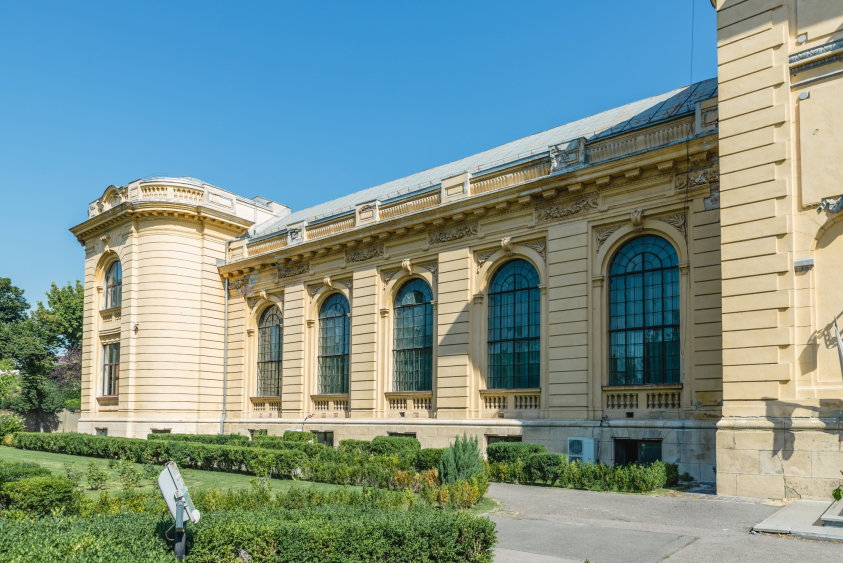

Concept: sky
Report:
left=0, top=0, right=717, bottom=307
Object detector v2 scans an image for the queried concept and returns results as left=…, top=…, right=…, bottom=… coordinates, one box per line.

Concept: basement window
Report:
left=613, top=439, right=662, bottom=465
left=387, top=432, right=417, bottom=439
left=96, top=428, right=108, bottom=436
left=314, top=431, right=334, bottom=447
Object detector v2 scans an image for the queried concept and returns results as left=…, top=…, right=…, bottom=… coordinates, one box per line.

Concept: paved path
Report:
left=485, top=483, right=842, bottom=562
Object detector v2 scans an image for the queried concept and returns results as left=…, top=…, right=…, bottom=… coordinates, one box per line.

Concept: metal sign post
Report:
left=157, top=462, right=200, bottom=560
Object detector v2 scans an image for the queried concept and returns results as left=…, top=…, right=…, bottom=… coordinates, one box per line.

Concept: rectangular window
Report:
left=101, top=342, right=120, bottom=397
left=96, top=428, right=108, bottom=436
left=387, top=432, right=417, bottom=439
left=613, top=439, right=662, bottom=465
left=314, top=431, right=334, bottom=447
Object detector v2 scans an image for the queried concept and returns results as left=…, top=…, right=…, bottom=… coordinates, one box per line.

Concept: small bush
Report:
left=0, top=476, right=78, bottom=516
left=486, top=441, right=547, bottom=464
left=527, top=453, right=567, bottom=486
left=86, top=461, right=108, bottom=490
left=665, top=462, right=679, bottom=486
left=439, top=433, right=484, bottom=485
left=414, top=448, right=444, bottom=472
left=371, top=435, right=421, bottom=457
left=0, top=412, right=24, bottom=439
left=63, top=463, right=82, bottom=487
left=338, top=439, right=373, bottom=454
left=280, top=430, right=317, bottom=443
left=0, top=460, right=52, bottom=483
left=679, top=472, right=694, bottom=482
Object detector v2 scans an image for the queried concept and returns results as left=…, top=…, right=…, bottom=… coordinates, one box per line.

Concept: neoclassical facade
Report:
left=69, top=0, right=843, bottom=499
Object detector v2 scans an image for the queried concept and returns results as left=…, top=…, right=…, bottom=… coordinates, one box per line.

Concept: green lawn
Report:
left=0, top=446, right=349, bottom=498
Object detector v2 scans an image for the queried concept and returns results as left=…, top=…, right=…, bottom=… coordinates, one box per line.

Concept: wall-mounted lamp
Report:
left=133, top=322, right=140, bottom=333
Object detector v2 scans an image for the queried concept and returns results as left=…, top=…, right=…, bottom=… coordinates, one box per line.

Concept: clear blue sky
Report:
left=0, top=0, right=717, bottom=306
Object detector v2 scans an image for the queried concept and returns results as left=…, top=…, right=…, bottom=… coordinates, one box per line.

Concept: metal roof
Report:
left=254, top=78, right=718, bottom=237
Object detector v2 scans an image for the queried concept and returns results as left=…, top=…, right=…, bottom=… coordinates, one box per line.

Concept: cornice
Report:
left=70, top=201, right=253, bottom=245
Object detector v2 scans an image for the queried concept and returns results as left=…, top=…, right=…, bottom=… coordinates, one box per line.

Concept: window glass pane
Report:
left=257, top=306, right=283, bottom=396
left=488, top=259, right=540, bottom=390
left=393, top=279, right=433, bottom=391
left=318, top=294, right=350, bottom=394
left=608, top=236, right=680, bottom=385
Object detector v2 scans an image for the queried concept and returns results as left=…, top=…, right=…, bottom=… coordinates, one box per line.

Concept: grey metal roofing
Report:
left=254, top=78, right=718, bottom=237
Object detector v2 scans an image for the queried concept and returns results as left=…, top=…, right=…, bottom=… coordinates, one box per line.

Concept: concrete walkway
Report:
left=485, top=483, right=842, bottom=563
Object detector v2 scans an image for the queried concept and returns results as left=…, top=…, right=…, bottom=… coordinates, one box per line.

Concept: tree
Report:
left=0, top=278, right=29, bottom=324
left=32, top=280, right=84, bottom=350
left=0, top=358, right=21, bottom=403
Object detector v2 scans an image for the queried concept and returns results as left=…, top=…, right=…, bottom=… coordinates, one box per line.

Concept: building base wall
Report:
left=80, top=416, right=717, bottom=481
left=717, top=418, right=843, bottom=500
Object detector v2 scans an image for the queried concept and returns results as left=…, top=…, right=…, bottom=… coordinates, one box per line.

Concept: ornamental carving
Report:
left=307, top=284, right=322, bottom=298
left=429, top=223, right=478, bottom=245
left=381, top=268, right=400, bottom=290
left=630, top=209, right=644, bottom=231
left=340, top=280, right=353, bottom=289
left=475, top=250, right=496, bottom=273
left=420, top=262, right=439, bottom=281
left=676, top=168, right=719, bottom=190
left=535, top=195, right=598, bottom=223
left=277, top=263, right=309, bottom=280
left=501, top=237, right=513, bottom=255
left=595, top=224, right=622, bottom=254
left=521, top=240, right=547, bottom=263
left=656, top=213, right=687, bottom=239
left=346, top=245, right=383, bottom=263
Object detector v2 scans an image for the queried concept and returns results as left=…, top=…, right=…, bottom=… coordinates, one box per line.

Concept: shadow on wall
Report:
left=22, top=409, right=80, bottom=433
left=765, top=400, right=843, bottom=462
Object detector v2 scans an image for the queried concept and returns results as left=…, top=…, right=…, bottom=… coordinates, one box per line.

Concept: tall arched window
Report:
left=257, top=305, right=283, bottom=396
left=488, top=259, right=541, bottom=389
left=104, top=261, right=122, bottom=309
left=393, top=278, right=434, bottom=392
left=318, top=293, right=350, bottom=394
left=609, top=235, right=680, bottom=386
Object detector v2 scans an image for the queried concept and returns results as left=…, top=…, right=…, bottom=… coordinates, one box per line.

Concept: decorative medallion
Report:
left=345, top=245, right=384, bottom=263
left=595, top=224, right=622, bottom=254
left=277, top=263, right=309, bottom=280
left=535, top=195, right=598, bottom=223
left=429, top=223, right=478, bottom=245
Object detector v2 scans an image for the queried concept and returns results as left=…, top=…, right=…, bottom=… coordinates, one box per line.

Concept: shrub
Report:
left=0, top=476, right=78, bottom=516
left=439, top=433, right=484, bottom=485
left=86, top=461, right=108, bottom=490
left=63, top=463, right=82, bottom=487
left=338, top=439, right=373, bottom=454
left=0, top=460, right=52, bottom=483
left=414, top=448, right=444, bottom=472
left=665, top=462, right=679, bottom=486
left=371, top=435, right=421, bottom=457
left=0, top=507, right=497, bottom=563
left=486, top=441, right=547, bottom=464
left=242, top=439, right=327, bottom=458
left=280, top=430, right=316, bottom=443
left=145, top=433, right=248, bottom=445
left=526, top=453, right=567, bottom=486
left=0, top=412, right=24, bottom=439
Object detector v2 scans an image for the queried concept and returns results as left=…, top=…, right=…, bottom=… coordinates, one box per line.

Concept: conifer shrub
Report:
left=438, top=433, right=484, bottom=485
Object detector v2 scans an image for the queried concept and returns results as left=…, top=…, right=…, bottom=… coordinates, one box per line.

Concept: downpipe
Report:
left=596, top=415, right=608, bottom=464
left=220, top=277, right=228, bottom=435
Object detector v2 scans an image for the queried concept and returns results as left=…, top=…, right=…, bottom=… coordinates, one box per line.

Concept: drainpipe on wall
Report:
left=220, top=277, right=228, bottom=435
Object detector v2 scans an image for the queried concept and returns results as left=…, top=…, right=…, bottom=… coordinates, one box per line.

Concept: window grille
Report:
left=104, top=262, right=122, bottom=309
left=608, top=235, right=680, bottom=386
left=488, top=259, right=541, bottom=389
left=101, top=342, right=120, bottom=396
left=318, top=293, right=350, bottom=394
left=392, top=278, right=434, bottom=392
left=257, top=305, right=283, bottom=396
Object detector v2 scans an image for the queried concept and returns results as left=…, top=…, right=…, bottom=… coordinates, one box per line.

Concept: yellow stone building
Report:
left=69, top=0, right=843, bottom=499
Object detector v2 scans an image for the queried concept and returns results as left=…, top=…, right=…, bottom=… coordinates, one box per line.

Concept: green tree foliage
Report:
left=33, top=281, right=84, bottom=350
left=0, top=278, right=28, bottom=324
left=438, top=433, right=484, bottom=485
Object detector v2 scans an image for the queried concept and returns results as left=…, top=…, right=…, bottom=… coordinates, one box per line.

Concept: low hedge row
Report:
left=486, top=442, right=547, bottom=464
left=12, top=432, right=305, bottom=477
left=242, top=439, right=328, bottom=457
left=145, top=433, right=247, bottom=445
left=0, top=460, right=52, bottom=484
left=0, top=507, right=497, bottom=563
left=1, top=476, right=77, bottom=517
left=488, top=457, right=670, bottom=493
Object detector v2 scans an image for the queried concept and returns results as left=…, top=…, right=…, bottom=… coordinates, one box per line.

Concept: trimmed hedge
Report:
left=1, top=476, right=78, bottom=516
left=13, top=432, right=305, bottom=477
left=0, top=507, right=497, bottom=563
left=0, top=460, right=52, bottom=483
left=488, top=458, right=668, bottom=493
left=486, top=442, right=547, bottom=464
left=338, top=438, right=373, bottom=454
left=242, top=439, right=327, bottom=458
left=279, top=430, right=317, bottom=442
left=414, top=448, right=444, bottom=472
left=371, top=435, right=421, bottom=456
left=145, top=433, right=248, bottom=445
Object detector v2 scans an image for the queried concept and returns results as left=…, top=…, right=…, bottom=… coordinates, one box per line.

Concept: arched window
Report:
left=609, top=235, right=680, bottom=386
left=318, top=293, right=350, bottom=394
left=257, top=305, right=283, bottom=396
left=393, top=278, right=434, bottom=392
left=488, top=259, right=541, bottom=389
left=104, top=261, right=122, bottom=309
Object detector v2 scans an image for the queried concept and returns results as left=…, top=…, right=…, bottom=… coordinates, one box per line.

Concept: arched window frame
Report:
left=103, top=260, right=122, bottom=310
left=474, top=244, right=548, bottom=415
left=256, top=304, right=283, bottom=397
left=593, top=219, right=689, bottom=407
left=316, top=292, right=351, bottom=395
left=392, top=278, right=435, bottom=392
left=607, top=235, right=680, bottom=386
